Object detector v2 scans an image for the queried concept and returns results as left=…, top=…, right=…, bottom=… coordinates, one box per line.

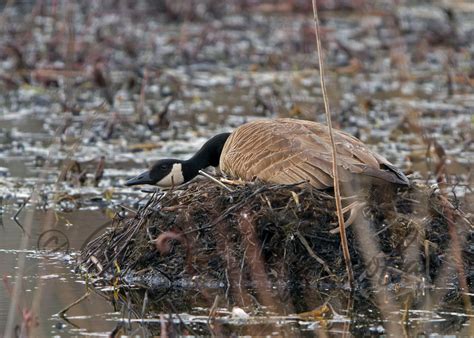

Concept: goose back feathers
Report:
left=219, top=118, right=408, bottom=189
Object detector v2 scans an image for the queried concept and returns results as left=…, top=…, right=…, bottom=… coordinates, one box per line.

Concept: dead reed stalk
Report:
left=310, top=0, right=353, bottom=286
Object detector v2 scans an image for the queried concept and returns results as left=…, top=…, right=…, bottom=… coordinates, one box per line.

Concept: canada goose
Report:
left=125, top=118, right=409, bottom=189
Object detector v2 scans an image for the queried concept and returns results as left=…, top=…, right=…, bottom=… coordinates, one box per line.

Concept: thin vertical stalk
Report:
left=311, top=0, right=353, bottom=286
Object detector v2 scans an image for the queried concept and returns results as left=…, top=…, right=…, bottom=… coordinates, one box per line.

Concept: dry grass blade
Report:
left=311, top=0, right=353, bottom=286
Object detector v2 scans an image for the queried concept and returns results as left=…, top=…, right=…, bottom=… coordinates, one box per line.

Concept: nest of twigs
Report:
left=79, top=180, right=472, bottom=303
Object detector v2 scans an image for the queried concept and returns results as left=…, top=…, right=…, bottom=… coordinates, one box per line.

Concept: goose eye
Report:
left=160, top=164, right=169, bottom=170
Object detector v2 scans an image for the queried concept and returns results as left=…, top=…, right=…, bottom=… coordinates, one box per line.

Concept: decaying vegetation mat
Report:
left=79, top=180, right=472, bottom=306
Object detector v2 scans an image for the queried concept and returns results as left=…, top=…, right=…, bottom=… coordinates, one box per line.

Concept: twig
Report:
left=295, top=231, right=334, bottom=277
left=57, top=292, right=91, bottom=318
left=198, top=170, right=234, bottom=192
left=207, top=294, right=220, bottom=334
left=13, top=196, right=31, bottom=236
left=311, top=0, right=353, bottom=286
left=118, top=204, right=138, bottom=215
left=329, top=201, right=365, bottom=234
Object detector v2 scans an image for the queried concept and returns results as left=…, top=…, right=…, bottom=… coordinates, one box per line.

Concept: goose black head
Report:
left=125, top=132, right=231, bottom=188
left=125, top=159, right=185, bottom=187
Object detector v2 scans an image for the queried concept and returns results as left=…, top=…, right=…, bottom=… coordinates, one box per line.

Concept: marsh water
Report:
left=1, top=1, right=473, bottom=336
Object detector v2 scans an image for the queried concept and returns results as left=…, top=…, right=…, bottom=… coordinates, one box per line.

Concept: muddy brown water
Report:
left=0, top=209, right=116, bottom=336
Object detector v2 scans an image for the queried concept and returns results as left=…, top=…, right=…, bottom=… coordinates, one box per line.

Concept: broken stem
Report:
left=57, top=292, right=91, bottom=318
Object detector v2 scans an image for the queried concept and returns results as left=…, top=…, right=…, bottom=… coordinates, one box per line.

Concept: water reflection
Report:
left=0, top=208, right=115, bottom=336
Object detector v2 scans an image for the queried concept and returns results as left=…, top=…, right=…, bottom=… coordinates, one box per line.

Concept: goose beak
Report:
left=125, top=170, right=154, bottom=186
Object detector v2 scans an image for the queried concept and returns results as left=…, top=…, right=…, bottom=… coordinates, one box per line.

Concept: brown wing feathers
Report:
left=219, top=118, right=408, bottom=189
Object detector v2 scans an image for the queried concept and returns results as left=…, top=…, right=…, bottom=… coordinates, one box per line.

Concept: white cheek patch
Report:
left=156, top=163, right=185, bottom=187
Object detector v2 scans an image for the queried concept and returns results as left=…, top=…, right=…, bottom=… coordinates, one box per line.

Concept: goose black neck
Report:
left=182, top=132, right=231, bottom=181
